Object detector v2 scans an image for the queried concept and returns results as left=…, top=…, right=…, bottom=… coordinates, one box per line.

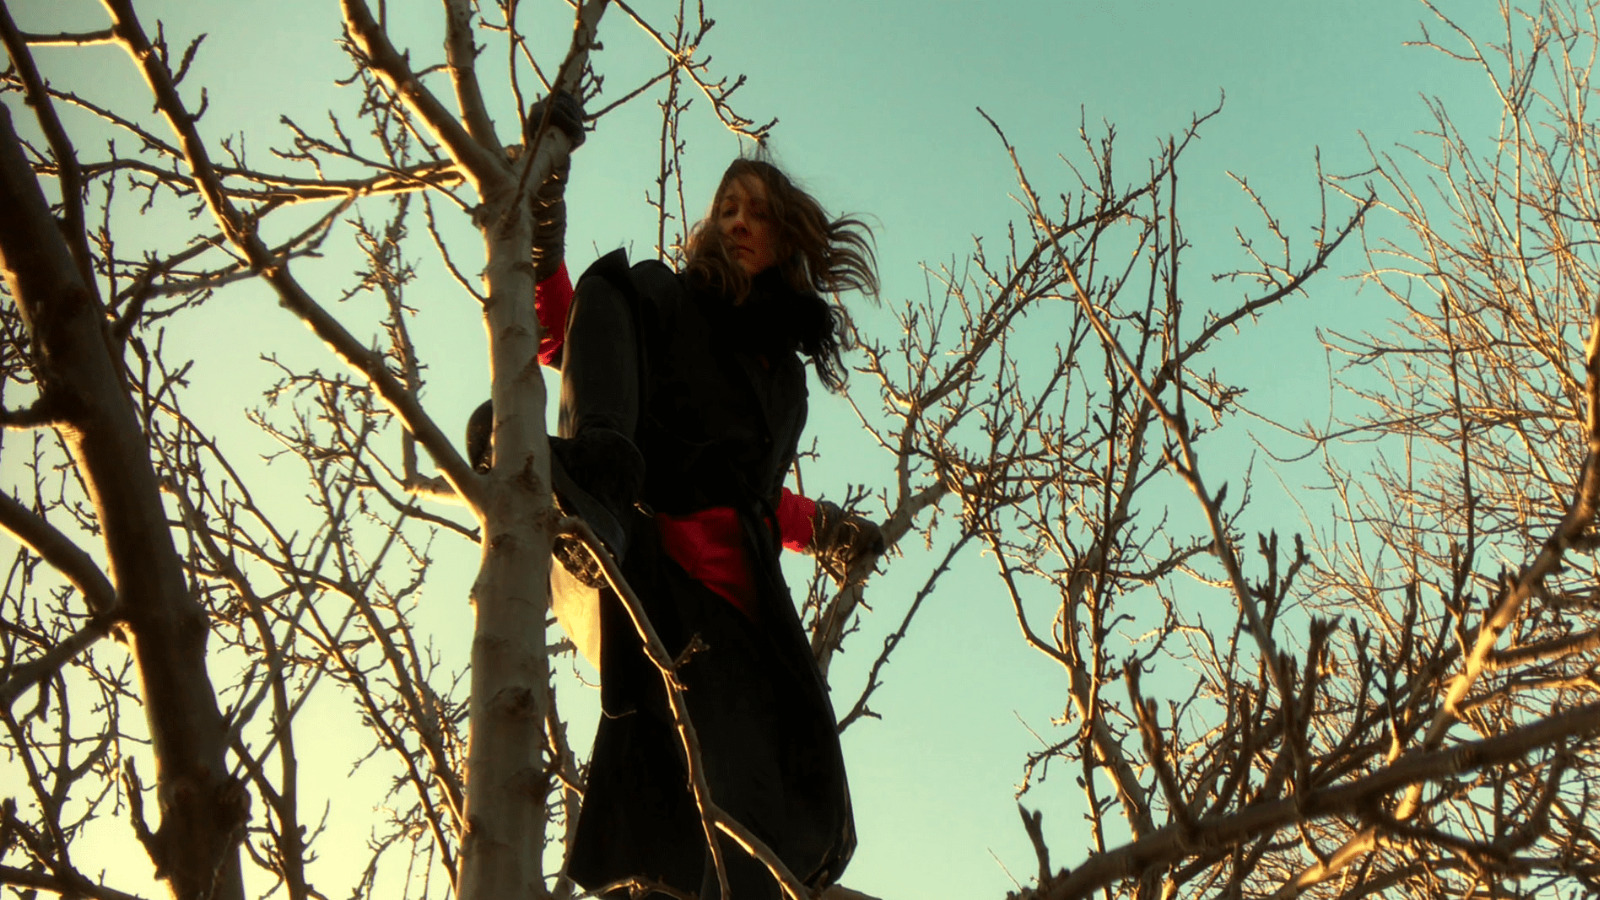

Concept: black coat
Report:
left=566, top=251, right=854, bottom=898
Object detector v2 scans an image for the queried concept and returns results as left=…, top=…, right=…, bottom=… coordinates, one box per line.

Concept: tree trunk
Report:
left=455, top=185, right=560, bottom=898
left=0, top=104, right=245, bottom=900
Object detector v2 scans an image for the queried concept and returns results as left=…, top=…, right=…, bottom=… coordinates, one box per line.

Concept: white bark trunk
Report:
left=455, top=7, right=607, bottom=895
left=456, top=192, right=558, bottom=898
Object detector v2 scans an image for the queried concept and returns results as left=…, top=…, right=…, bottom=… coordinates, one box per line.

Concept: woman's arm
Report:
left=536, top=261, right=573, bottom=366
left=776, top=486, right=819, bottom=551
left=777, top=488, right=884, bottom=569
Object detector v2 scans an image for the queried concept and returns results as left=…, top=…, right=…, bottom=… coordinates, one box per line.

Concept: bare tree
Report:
left=871, top=1, right=1600, bottom=897
left=1286, top=1, right=1600, bottom=894
left=13, top=1, right=1600, bottom=899
left=0, top=1, right=780, bottom=897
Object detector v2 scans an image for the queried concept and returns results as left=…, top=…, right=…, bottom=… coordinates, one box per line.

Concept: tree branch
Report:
left=0, top=617, right=115, bottom=710
left=0, top=399, right=60, bottom=430
left=1040, top=700, right=1600, bottom=900
left=0, top=3, right=94, bottom=288
left=339, top=0, right=508, bottom=191
left=441, top=0, right=501, bottom=151
left=0, top=863, right=148, bottom=900
left=100, top=0, right=486, bottom=516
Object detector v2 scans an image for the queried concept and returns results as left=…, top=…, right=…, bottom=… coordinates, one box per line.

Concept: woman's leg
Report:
left=558, top=274, right=639, bottom=441
left=553, top=276, right=645, bottom=558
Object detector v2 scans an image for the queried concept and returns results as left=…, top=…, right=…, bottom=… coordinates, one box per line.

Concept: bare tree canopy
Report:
left=5, top=1, right=1600, bottom=899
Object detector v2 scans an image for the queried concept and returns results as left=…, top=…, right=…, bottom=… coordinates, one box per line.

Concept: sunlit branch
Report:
left=20, top=29, right=115, bottom=46
left=1042, top=700, right=1600, bottom=899
left=808, top=477, right=949, bottom=676
left=80, top=155, right=465, bottom=205
left=568, top=517, right=732, bottom=898
left=836, top=534, right=969, bottom=731
left=339, top=0, right=507, bottom=189
left=609, top=0, right=774, bottom=141
left=0, top=5, right=93, bottom=289
left=993, top=111, right=1291, bottom=703
left=0, top=864, right=145, bottom=900
left=0, top=618, right=115, bottom=710
left=571, top=515, right=835, bottom=900
left=442, top=0, right=501, bottom=150
left=102, top=0, right=485, bottom=515
left=0, top=491, right=115, bottom=616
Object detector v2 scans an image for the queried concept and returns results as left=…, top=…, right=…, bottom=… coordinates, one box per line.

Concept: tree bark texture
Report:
left=457, top=190, right=559, bottom=899
left=441, top=5, right=607, bottom=896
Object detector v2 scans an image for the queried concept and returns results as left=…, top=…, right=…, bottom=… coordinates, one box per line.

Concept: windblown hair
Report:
left=684, top=158, right=878, bottom=390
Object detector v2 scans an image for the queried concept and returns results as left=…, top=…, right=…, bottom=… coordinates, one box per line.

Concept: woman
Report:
left=474, top=96, right=884, bottom=899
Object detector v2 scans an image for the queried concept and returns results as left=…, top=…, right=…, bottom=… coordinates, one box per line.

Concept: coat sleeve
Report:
left=536, top=261, right=573, bottom=366
left=776, top=487, right=818, bottom=552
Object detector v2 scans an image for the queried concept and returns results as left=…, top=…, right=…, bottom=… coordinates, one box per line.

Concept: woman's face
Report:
left=716, top=175, right=779, bottom=275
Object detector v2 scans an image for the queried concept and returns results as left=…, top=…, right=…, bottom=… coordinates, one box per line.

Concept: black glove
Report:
left=525, top=92, right=585, bottom=282
left=811, top=500, right=885, bottom=578
left=524, top=90, right=586, bottom=149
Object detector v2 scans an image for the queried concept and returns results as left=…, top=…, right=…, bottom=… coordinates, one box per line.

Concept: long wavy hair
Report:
left=684, top=158, right=878, bottom=390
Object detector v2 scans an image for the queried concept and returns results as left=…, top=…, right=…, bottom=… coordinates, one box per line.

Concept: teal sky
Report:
left=3, top=1, right=1502, bottom=897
